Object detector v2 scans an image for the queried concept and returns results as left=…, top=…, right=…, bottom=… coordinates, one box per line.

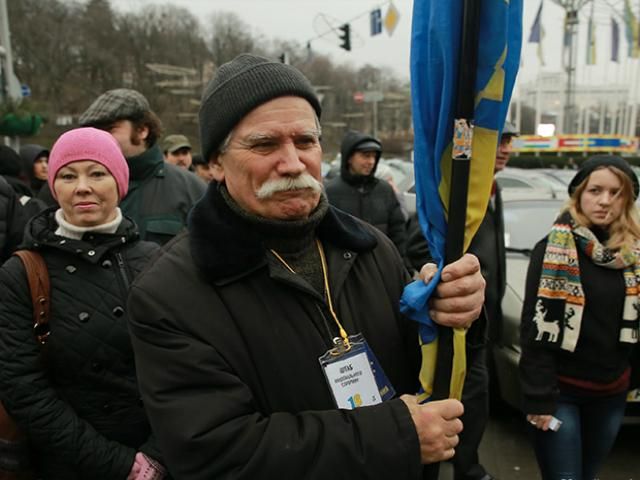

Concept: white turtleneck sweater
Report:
left=54, top=208, right=123, bottom=240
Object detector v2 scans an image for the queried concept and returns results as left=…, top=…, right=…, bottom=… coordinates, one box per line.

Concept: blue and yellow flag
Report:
left=624, top=0, right=640, bottom=58
left=400, top=0, right=522, bottom=402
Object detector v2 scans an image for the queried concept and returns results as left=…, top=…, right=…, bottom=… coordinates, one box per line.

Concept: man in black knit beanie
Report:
left=128, top=53, right=486, bottom=479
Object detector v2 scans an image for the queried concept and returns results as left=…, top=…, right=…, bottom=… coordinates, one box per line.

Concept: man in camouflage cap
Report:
left=78, top=88, right=205, bottom=245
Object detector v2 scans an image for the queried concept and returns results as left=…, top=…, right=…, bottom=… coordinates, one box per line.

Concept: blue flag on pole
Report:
left=612, top=17, right=620, bottom=63
left=371, top=8, right=383, bottom=36
left=529, top=1, right=542, bottom=43
left=401, top=0, right=522, bottom=401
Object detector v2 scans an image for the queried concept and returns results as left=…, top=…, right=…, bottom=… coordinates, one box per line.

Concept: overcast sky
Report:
left=109, top=0, right=640, bottom=88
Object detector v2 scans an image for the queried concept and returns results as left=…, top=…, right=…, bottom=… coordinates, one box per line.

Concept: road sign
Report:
left=384, top=2, right=400, bottom=36
left=20, top=84, right=30, bottom=97
left=353, top=91, right=364, bottom=103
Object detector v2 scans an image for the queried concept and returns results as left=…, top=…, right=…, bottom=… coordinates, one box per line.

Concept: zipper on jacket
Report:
left=115, top=252, right=130, bottom=291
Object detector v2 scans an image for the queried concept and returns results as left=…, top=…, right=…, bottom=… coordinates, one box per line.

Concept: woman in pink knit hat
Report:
left=0, top=128, right=166, bottom=479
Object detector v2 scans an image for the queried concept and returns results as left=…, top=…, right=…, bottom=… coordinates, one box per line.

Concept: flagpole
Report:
left=430, top=0, right=482, bottom=402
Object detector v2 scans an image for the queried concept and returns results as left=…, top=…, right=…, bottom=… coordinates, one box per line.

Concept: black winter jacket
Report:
left=0, top=209, right=160, bottom=479
left=519, top=235, right=637, bottom=414
left=0, top=175, right=26, bottom=262
left=325, top=132, right=406, bottom=254
left=128, top=184, right=427, bottom=480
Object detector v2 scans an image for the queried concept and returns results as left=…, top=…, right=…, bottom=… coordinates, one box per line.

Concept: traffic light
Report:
left=338, top=23, right=351, bottom=51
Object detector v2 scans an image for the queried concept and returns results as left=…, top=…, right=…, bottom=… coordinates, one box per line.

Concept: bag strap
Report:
left=13, top=250, right=51, bottom=345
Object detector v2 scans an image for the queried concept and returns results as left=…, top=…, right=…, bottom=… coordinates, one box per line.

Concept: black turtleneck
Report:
left=219, top=185, right=329, bottom=295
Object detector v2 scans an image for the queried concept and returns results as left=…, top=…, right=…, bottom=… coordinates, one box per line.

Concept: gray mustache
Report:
left=255, top=173, right=323, bottom=199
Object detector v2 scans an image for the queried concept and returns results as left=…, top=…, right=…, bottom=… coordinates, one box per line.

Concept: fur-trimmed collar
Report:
left=188, top=183, right=378, bottom=283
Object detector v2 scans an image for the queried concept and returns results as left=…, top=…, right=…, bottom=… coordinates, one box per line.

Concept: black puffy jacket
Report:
left=325, top=131, right=407, bottom=255
left=0, top=209, right=160, bottom=479
left=0, top=175, right=26, bottom=262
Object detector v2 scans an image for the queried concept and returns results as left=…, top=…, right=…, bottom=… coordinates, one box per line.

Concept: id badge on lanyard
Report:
left=319, top=333, right=395, bottom=410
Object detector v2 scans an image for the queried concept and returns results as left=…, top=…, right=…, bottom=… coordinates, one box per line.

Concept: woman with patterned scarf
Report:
left=519, top=155, right=640, bottom=480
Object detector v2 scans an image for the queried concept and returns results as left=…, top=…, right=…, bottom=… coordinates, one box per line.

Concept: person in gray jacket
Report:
left=325, top=131, right=407, bottom=255
left=77, top=88, right=206, bottom=245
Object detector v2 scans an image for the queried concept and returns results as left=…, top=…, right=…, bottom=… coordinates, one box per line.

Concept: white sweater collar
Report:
left=54, top=208, right=123, bottom=240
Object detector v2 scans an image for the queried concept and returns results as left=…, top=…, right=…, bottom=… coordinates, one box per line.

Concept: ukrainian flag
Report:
left=400, top=0, right=522, bottom=402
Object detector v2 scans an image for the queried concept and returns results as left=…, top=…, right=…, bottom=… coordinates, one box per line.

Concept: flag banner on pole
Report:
left=612, top=17, right=620, bottom=62
left=401, top=0, right=522, bottom=402
left=586, top=4, right=596, bottom=65
left=529, top=0, right=542, bottom=42
left=624, top=0, right=639, bottom=58
left=371, top=8, right=383, bottom=36
left=529, top=0, right=545, bottom=65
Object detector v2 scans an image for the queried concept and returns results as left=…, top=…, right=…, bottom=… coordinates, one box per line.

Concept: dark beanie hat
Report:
left=568, top=155, right=639, bottom=199
left=198, top=54, right=322, bottom=162
left=0, top=145, right=24, bottom=177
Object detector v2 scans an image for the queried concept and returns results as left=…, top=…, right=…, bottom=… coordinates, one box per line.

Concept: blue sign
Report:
left=371, top=9, right=382, bottom=36
left=21, top=84, right=31, bottom=97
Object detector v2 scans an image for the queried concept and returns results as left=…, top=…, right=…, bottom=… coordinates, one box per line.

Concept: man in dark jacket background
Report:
left=0, top=174, right=26, bottom=262
left=0, top=145, right=47, bottom=220
left=405, top=121, right=519, bottom=480
left=128, top=54, right=486, bottom=480
left=77, top=88, right=206, bottom=244
left=325, top=131, right=407, bottom=255
left=19, top=143, right=49, bottom=197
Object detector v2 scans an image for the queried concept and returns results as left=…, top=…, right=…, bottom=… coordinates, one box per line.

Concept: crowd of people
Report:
left=0, top=53, right=637, bottom=480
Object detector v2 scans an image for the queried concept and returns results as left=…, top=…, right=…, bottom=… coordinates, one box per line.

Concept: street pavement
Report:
left=438, top=405, right=639, bottom=479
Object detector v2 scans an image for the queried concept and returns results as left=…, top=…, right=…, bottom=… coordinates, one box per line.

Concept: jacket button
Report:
left=91, top=362, right=101, bottom=372
left=65, top=265, right=77, bottom=274
left=343, top=252, right=353, bottom=260
left=101, top=259, right=112, bottom=268
left=102, top=403, right=113, bottom=413
left=78, top=312, right=90, bottom=322
left=112, top=306, right=124, bottom=317
left=87, top=250, right=96, bottom=256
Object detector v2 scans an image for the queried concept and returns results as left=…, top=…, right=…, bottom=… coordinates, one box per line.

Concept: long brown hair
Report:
left=568, top=166, right=640, bottom=250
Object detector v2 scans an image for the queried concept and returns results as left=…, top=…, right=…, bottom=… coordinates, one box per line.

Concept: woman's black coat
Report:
left=0, top=209, right=159, bottom=479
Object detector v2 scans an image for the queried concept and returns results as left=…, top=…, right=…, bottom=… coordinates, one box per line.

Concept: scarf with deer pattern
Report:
left=533, top=210, right=640, bottom=351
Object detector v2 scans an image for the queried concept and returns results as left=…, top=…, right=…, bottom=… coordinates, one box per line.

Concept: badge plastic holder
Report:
left=318, top=333, right=396, bottom=408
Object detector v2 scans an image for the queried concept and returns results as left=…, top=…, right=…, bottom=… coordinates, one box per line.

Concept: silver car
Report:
left=496, top=167, right=568, bottom=199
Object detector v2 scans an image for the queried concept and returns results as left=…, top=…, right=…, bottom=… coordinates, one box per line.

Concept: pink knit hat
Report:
left=48, top=127, right=129, bottom=200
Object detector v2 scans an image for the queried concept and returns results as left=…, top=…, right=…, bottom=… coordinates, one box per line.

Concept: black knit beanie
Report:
left=198, top=54, right=322, bottom=162
left=568, top=155, right=639, bottom=199
left=0, top=145, right=24, bottom=177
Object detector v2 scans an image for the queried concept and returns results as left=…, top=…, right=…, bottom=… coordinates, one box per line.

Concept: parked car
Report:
left=539, top=168, right=577, bottom=187
left=401, top=178, right=559, bottom=220
left=492, top=196, right=640, bottom=417
left=496, top=167, right=568, bottom=199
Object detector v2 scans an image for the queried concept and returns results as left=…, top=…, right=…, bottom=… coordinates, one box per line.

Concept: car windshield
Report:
left=503, top=198, right=565, bottom=251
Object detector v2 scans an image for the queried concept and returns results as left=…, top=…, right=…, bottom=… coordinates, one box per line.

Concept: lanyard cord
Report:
left=270, top=239, right=350, bottom=348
